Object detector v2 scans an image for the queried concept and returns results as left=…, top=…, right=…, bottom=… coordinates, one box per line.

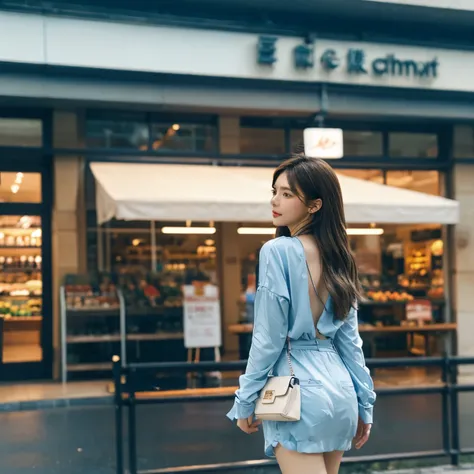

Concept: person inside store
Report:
left=226, top=154, right=376, bottom=474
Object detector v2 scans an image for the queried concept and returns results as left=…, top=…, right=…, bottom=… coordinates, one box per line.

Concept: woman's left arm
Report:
left=227, top=244, right=289, bottom=420
left=333, top=307, right=376, bottom=424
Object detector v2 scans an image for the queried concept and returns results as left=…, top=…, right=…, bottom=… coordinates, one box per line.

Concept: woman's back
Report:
left=295, top=235, right=329, bottom=338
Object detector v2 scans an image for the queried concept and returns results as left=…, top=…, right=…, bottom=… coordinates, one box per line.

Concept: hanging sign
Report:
left=183, top=283, right=222, bottom=349
left=304, top=128, right=344, bottom=159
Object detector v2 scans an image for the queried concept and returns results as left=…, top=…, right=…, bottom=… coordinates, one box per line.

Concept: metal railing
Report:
left=113, top=355, right=474, bottom=474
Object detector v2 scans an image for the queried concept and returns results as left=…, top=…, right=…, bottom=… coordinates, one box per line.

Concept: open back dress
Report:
left=227, top=236, right=376, bottom=457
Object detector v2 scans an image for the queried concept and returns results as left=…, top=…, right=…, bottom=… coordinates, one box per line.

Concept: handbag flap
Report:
left=260, top=376, right=292, bottom=404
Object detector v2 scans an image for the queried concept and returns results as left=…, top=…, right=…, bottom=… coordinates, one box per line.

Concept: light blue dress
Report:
left=226, top=236, right=376, bottom=457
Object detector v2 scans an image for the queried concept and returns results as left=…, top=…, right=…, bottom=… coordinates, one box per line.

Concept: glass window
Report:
left=0, top=119, right=42, bottom=147
left=344, top=131, right=383, bottom=156
left=337, top=169, right=384, bottom=184
left=290, top=129, right=304, bottom=153
left=386, top=171, right=441, bottom=196
left=240, top=127, right=286, bottom=154
left=85, top=115, right=149, bottom=150
left=150, top=122, right=217, bottom=153
left=389, top=133, right=438, bottom=158
left=85, top=113, right=218, bottom=152
left=0, top=172, right=41, bottom=203
left=454, top=125, right=474, bottom=158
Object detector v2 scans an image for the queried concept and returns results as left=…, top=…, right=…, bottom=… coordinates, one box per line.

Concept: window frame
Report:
left=240, top=116, right=450, bottom=164
left=85, top=110, right=219, bottom=154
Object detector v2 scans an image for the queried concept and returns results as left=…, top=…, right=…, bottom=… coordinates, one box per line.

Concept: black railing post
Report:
left=441, top=352, right=451, bottom=458
left=449, top=357, right=460, bottom=466
left=113, top=355, right=124, bottom=474
left=128, top=368, right=138, bottom=474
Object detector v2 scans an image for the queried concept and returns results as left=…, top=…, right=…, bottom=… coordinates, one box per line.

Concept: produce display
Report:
left=119, top=273, right=183, bottom=309
left=65, top=282, right=119, bottom=310
left=0, top=298, right=42, bottom=318
left=0, top=278, right=43, bottom=319
left=366, top=290, right=415, bottom=303
left=427, top=287, right=444, bottom=300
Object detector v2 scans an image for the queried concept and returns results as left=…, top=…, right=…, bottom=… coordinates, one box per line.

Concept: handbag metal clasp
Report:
left=263, top=390, right=275, bottom=400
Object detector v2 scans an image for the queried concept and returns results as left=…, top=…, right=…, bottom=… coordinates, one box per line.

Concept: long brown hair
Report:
left=273, top=154, right=361, bottom=320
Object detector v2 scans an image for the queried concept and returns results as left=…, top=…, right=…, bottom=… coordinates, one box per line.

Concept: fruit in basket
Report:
left=367, top=290, right=414, bottom=302
left=428, top=287, right=444, bottom=299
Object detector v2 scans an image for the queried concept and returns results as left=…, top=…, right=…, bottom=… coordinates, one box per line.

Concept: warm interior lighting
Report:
left=172, top=124, right=180, bottom=131
left=162, top=226, right=216, bottom=235
left=346, top=228, right=384, bottom=236
left=236, top=227, right=384, bottom=236
left=238, top=227, right=276, bottom=235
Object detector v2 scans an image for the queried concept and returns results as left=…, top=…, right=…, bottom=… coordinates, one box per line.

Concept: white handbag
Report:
left=255, top=339, right=301, bottom=422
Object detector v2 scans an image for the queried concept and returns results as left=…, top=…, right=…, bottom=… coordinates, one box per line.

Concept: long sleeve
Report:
left=334, top=307, right=376, bottom=424
left=227, top=244, right=289, bottom=420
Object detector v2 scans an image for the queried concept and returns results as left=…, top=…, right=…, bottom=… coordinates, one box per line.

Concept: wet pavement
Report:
left=0, top=392, right=474, bottom=474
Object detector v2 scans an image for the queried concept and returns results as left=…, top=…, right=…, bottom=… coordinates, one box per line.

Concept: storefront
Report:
left=78, top=147, right=457, bottom=375
left=2, top=8, right=474, bottom=383
left=0, top=111, right=54, bottom=381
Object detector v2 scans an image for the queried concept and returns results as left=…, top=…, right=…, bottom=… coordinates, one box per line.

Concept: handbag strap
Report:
left=286, top=337, right=295, bottom=377
left=268, top=337, right=295, bottom=377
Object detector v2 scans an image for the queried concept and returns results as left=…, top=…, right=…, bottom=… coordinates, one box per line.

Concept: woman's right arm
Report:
left=227, top=243, right=289, bottom=420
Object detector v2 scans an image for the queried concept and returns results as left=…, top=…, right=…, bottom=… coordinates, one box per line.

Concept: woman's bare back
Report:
left=296, top=235, right=329, bottom=339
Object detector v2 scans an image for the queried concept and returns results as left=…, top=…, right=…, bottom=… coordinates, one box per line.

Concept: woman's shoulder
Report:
left=259, top=237, right=301, bottom=278
left=259, top=236, right=298, bottom=258
left=258, top=237, right=295, bottom=298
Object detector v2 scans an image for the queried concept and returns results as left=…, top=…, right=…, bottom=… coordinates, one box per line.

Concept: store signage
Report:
left=257, top=36, right=439, bottom=79
left=183, top=283, right=222, bottom=349
left=321, top=48, right=439, bottom=78
left=406, top=299, right=433, bottom=322
left=304, top=128, right=343, bottom=159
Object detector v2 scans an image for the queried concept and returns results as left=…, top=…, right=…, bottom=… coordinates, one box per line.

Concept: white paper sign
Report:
left=304, top=128, right=344, bottom=159
left=183, top=284, right=222, bottom=349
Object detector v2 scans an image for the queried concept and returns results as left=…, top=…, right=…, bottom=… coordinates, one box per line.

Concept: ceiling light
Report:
left=346, top=228, right=384, bottom=236
left=11, top=184, right=19, bottom=194
left=162, top=226, right=216, bottom=235
left=236, top=227, right=384, bottom=236
left=238, top=227, right=276, bottom=235
left=172, top=124, right=180, bottom=131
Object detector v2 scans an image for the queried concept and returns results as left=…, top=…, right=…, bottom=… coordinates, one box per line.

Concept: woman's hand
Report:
left=237, top=415, right=262, bottom=434
left=353, top=417, right=372, bottom=449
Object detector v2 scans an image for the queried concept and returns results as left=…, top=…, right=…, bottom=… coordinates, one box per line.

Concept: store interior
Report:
left=0, top=214, right=43, bottom=364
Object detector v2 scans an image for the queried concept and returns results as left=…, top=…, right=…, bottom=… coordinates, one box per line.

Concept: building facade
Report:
left=0, top=1, right=473, bottom=381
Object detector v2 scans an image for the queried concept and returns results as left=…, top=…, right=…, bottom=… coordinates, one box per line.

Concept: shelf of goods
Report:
left=60, top=281, right=126, bottom=382
left=60, top=274, right=187, bottom=381
left=0, top=234, right=43, bottom=359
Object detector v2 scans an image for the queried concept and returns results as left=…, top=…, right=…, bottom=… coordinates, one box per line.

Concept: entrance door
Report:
left=0, top=171, right=52, bottom=380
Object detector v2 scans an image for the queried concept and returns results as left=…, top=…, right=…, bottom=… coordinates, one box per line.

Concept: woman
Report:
left=227, top=154, right=376, bottom=474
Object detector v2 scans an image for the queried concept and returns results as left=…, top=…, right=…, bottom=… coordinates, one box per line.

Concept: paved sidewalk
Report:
left=372, top=466, right=474, bottom=474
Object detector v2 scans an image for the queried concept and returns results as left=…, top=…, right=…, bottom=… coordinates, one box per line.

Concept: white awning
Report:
left=90, top=162, right=460, bottom=225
